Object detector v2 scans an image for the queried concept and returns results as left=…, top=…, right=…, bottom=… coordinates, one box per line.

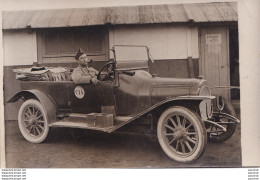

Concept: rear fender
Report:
left=7, top=90, right=57, bottom=124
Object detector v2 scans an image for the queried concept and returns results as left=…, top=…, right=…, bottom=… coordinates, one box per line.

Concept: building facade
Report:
left=2, top=2, right=239, bottom=120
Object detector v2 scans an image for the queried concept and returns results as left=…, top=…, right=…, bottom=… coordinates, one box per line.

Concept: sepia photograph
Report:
left=0, top=0, right=259, bottom=171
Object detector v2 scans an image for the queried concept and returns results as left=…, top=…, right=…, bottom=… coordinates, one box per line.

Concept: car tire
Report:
left=18, top=99, right=49, bottom=143
left=157, top=106, right=207, bottom=163
left=208, top=99, right=237, bottom=143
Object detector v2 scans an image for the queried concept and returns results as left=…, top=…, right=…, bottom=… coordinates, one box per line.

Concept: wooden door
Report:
left=200, top=27, right=230, bottom=99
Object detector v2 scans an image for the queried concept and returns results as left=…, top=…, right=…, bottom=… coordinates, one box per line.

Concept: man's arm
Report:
left=89, top=67, right=99, bottom=75
left=95, top=69, right=99, bottom=75
left=71, top=68, right=91, bottom=84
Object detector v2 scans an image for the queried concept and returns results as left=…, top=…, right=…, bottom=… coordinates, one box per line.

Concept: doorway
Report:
left=200, top=26, right=230, bottom=100
left=229, top=27, right=240, bottom=100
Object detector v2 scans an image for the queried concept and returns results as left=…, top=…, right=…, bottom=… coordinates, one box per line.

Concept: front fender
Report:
left=158, top=96, right=214, bottom=120
left=108, top=95, right=214, bottom=132
left=140, top=95, right=215, bottom=119
left=7, top=90, right=57, bottom=124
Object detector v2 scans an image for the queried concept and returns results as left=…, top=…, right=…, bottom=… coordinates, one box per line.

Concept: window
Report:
left=38, top=26, right=108, bottom=63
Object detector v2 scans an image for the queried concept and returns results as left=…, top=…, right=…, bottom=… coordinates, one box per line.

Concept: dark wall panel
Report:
left=4, top=66, right=29, bottom=120
left=193, top=59, right=199, bottom=78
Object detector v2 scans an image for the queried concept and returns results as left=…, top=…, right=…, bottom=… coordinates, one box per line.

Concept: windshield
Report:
left=113, top=45, right=149, bottom=62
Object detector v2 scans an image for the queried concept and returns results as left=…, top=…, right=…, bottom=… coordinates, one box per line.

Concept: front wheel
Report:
left=157, top=106, right=207, bottom=163
left=207, top=99, right=237, bottom=143
left=18, top=99, right=49, bottom=143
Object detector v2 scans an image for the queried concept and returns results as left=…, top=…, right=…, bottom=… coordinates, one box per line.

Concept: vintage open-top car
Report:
left=7, top=45, right=240, bottom=163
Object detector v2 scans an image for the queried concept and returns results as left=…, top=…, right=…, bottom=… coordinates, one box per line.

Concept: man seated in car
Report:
left=71, top=49, right=99, bottom=85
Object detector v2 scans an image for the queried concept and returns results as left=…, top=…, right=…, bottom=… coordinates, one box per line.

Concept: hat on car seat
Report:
left=75, top=48, right=85, bottom=60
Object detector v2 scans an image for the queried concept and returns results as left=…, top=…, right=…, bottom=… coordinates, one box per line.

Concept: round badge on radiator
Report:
left=74, top=86, right=85, bottom=99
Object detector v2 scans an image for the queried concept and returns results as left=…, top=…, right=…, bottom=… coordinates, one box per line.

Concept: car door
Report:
left=68, top=81, right=115, bottom=114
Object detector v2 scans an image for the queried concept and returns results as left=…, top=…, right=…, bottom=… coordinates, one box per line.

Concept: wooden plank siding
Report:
left=110, top=24, right=199, bottom=61
left=199, top=26, right=230, bottom=99
left=3, top=30, right=38, bottom=66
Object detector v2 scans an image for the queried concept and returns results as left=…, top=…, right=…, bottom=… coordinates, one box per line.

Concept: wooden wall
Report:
left=109, top=24, right=199, bottom=60
left=199, top=26, right=230, bottom=99
left=3, top=30, right=37, bottom=66
left=3, top=30, right=38, bottom=120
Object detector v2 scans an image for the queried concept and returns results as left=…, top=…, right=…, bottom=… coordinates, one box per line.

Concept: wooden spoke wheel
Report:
left=18, top=99, right=49, bottom=143
left=157, top=106, right=207, bottom=163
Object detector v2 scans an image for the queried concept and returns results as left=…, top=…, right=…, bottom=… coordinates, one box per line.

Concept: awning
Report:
left=2, top=2, right=237, bottom=30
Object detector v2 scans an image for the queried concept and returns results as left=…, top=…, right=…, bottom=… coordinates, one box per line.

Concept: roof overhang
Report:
left=2, top=2, right=238, bottom=30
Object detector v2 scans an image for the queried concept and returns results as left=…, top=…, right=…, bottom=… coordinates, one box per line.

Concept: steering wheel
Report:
left=97, top=61, right=115, bottom=81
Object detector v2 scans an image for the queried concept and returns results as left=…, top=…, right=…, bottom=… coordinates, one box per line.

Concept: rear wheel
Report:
left=18, top=99, right=49, bottom=143
left=157, top=106, right=207, bottom=163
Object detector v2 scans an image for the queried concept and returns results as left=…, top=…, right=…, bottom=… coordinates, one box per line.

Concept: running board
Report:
left=49, top=121, right=110, bottom=132
left=49, top=113, right=133, bottom=133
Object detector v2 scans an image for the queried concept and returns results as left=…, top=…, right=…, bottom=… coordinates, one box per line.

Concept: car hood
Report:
left=117, top=70, right=207, bottom=103
left=151, top=76, right=206, bottom=97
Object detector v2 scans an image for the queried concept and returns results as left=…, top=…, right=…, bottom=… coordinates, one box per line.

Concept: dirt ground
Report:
left=4, top=114, right=241, bottom=168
